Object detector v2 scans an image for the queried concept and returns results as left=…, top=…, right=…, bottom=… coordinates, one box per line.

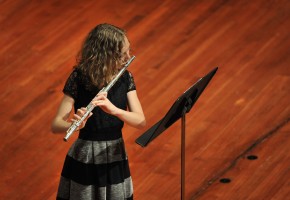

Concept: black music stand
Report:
left=135, top=67, right=218, bottom=200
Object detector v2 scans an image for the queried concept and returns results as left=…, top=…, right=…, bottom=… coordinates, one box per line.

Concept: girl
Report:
left=51, top=23, right=146, bottom=200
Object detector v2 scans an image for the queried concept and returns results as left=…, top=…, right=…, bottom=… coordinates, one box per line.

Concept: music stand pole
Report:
left=181, top=98, right=191, bottom=200
left=181, top=107, right=187, bottom=200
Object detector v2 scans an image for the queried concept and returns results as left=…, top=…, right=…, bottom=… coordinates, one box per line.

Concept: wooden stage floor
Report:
left=0, top=0, right=289, bottom=199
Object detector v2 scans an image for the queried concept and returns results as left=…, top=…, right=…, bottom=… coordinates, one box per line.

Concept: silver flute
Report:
left=63, top=55, right=136, bottom=141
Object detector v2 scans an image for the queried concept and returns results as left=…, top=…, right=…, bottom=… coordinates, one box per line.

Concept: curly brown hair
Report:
left=76, top=24, right=126, bottom=88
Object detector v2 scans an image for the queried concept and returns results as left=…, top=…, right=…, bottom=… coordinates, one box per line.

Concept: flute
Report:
left=63, top=55, right=136, bottom=141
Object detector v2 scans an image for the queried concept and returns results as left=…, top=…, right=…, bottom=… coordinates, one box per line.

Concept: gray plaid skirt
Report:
left=56, top=137, right=133, bottom=200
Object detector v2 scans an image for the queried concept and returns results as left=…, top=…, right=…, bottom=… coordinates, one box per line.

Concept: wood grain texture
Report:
left=0, top=0, right=289, bottom=199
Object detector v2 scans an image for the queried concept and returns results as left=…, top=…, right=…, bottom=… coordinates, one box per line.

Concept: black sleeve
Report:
left=62, top=69, right=79, bottom=100
left=127, top=71, right=136, bottom=92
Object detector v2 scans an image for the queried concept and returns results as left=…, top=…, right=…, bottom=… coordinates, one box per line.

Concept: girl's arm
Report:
left=51, top=94, right=91, bottom=133
left=93, top=91, right=146, bottom=129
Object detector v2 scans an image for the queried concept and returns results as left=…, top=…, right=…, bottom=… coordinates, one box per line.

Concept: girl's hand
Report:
left=70, top=107, right=92, bottom=130
left=92, top=92, right=118, bottom=115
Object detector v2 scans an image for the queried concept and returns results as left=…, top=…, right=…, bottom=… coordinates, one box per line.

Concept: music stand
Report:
left=135, top=67, right=218, bottom=200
